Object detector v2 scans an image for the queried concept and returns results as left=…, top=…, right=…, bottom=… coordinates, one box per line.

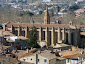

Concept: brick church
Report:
left=3, top=8, right=81, bottom=47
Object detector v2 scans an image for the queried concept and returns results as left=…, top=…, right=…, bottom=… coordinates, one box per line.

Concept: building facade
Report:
left=3, top=8, right=80, bottom=47
left=19, top=51, right=64, bottom=64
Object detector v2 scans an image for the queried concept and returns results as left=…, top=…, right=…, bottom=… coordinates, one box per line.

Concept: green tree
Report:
left=28, top=26, right=40, bottom=48
left=0, top=24, right=3, bottom=29
left=24, top=11, right=34, bottom=17
left=39, top=11, right=43, bottom=15
left=18, top=0, right=23, bottom=3
left=69, top=4, right=80, bottom=12
left=57, top=6, right=61, bottom=12
left=50, top=9, right=54, bottom=16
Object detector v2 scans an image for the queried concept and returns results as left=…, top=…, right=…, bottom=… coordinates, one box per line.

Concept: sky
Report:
left=43, top=0, right=51, bottom=2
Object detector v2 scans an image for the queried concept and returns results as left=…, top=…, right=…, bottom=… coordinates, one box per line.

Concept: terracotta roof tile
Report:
left=80, top=32, right=85, bottom=35
left=57, top=56, right=66, bottom=60
left=39, top=51, right=57, bottom=60
left=79, top=53, right=85, bottom=57
left=64, top=54, right=79, bottom=59
left=60, top=49, right=83, bottom=57
left=5, top=22, right=71, bottom=29
left=20, top=53, right=34, bottom=58
left=21, top=61, right=34, bottom=64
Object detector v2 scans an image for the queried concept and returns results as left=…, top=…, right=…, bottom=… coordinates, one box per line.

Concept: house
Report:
left=0, top=45, right=17, bottom=54
left=19, top=50, right=64, bottom=64
left=6, top=36, right=28, bottom=50
left=0, top=30, right=28, bottom=50
left=58, top=48, right=84, bottom=64
left=0, top=54, right=20, bottom=64
left=56, top=57, right=66, bottom=64
left=3, top=8, right=81, bottom=48
left=74, top=9, right=85, bottom=15
left=80, top=32, right=85, bottom=48
left=78, top=53, right=85, bottom=64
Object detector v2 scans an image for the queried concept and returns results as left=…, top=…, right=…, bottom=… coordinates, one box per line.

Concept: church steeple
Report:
left=44, top=7, right=50, bottom=24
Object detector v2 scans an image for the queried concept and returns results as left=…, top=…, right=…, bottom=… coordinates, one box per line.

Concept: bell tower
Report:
left=44, top=7, right=50, bottom=24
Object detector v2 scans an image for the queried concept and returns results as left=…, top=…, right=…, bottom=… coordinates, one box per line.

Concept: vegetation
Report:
left=28, top=26, right=40, bottom=48
left=62, top=13, right=85, bottom=25
left=20, top=11, right=34, bottom=17
left=69, top=4, right=80, bottom=12
left=56, top=6, right=61, bottom=12
left=39, top=11, right=43, bottom=15
left=0, top=5, right=85, bottom=25
left=0, top=24, right=3, bottom=29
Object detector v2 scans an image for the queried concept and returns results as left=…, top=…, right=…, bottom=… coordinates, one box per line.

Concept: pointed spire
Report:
left=44, top=7, right=50, bottom=24
left=45, top=6, right=49, bottom=16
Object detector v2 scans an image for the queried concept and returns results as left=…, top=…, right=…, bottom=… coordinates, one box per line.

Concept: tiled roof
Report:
left=20, top=53, right=34, bottom=58
left=0, top=45, right=12, bottom=50
left=0, top=55, right=20, bottom=64
left=57, top=56, right=66, bottom=60
left=64, top=53, right=85, bottom=59
left=0, top=30, right=15, bottom=36
left=5, top=22, right=71, bottom=29
left=60, top=49, right=83, bottom=57
left=80, top=32, right=85, bottom=35
left=79, top=53, right=85, bottom=58
left=39, top=51, right=57, bottom=60
left=29, top=48, right=38, bottom=53
left=74, top=9, right=85, bottom=13
left=21, top=61, right=34, bottom=64
left=13, top=50, right=30, bottom=59
left=5, top=22, right=85, bottom=29
left=18, top=36, right=28, bottom=40
left=64, top=54, right=79, bottom=59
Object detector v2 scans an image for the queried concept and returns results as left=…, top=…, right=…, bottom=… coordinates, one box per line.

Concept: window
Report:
left=71, top=60, right=73, bottom=63
left=23, top=59, right=25, bottom=61
left=44, top=59, right=47, bottom=62
left=44, top=59, right=47, bottom=64
left=42, top=31, right=45, bottom=40
left=67, top=59, right=70, bottom=63
left=66, top=33, right=68, bottom=43
left=38, top=59, right=40, bottom=62
left=31, top=59, right=32, bottom=60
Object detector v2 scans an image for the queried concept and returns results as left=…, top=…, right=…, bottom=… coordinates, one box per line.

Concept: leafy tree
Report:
left=50, top=9, right=54, bottom=16
left=0, top=24, right=3, bottom=29
left=39, top=11, right=43, bottom=15
left=69, top=4, right=80, bottom=12
left=28, top=26, right=40, bottom=48
left=18, top=0, right=23, bottom=3
left=24, top=11, right=34, bottom=17
left=20, top=11, right=34, bottom=17
left=80, top=22, right=84, bottom=25
left=57, top=6, right=61, bottom=12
